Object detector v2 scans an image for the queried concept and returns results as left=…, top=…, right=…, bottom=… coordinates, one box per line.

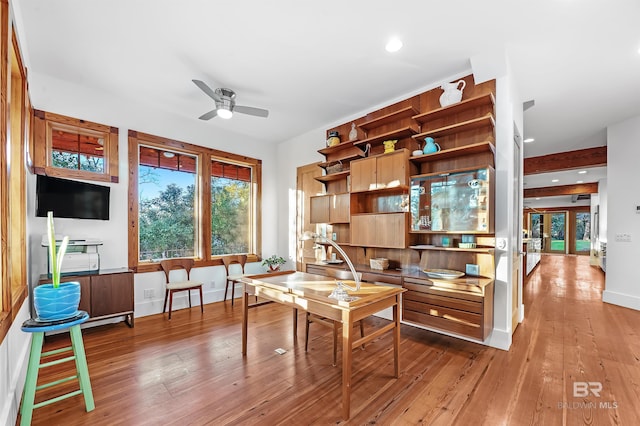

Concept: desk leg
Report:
left=242, top=283, right=248, bottom=356
left=393, top=295, right=401, bottom=378
left=292, top=308, right=298, bottom=340
left=341, top=309, right=353, bottom=420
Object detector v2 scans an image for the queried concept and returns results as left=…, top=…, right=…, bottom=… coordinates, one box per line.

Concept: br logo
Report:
left=573, top=382, right=602, bottom=397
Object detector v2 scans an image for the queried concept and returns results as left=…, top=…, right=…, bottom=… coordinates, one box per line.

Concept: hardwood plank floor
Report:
left=19, top=255, right=640, bottom=425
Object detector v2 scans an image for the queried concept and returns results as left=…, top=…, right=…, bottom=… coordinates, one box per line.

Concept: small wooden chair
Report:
left=305, top=313, right=365, bottom=366
left=160, top=258, right=204, bottom=320
left=304, top=268, right=365, bottom=366
left=223, top=255, right=248, bottom=306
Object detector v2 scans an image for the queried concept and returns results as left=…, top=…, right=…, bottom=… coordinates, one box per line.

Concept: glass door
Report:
left=529, top=212, right=567, bottom=254
left=549, top=212, right=567, bottom=253
left=575, top=212, right=591, bottom=253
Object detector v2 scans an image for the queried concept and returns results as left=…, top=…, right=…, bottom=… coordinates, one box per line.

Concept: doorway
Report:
left=529, top=212, right=567, bottom=254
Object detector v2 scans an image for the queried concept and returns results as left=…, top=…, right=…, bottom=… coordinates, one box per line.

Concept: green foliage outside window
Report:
left=52, top=150, right=104, bottom=173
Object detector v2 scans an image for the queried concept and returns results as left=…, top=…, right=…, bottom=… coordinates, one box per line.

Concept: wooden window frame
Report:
left=32, top=109, right=119, bottom=183
left=1, top=19, right=29, bottom=343
left=128, top=130, right=262, bottom=273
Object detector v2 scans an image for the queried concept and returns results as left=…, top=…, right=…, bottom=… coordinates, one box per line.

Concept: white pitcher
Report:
left=439, top=79, right=466, bottom=107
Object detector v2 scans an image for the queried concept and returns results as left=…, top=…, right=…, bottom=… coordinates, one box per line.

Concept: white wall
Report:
left=603, top=115, right=640, bottom=310
left=23, top=72, right=283, bottom=312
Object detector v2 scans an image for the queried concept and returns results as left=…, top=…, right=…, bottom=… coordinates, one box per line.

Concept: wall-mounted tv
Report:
left=36, top=175, right=110, bottom=220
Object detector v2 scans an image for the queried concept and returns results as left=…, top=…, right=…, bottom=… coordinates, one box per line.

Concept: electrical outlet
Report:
left=615, top=233, right=632, bottom=242
left=143, top=289, right=154, bottom=299
left=210, top=280, right=216, bottom=289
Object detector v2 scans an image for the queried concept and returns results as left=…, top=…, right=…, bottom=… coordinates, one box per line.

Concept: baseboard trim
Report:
left=603, top=290, right=640, bottom=311
left=486, top=328, right=511, bottom=351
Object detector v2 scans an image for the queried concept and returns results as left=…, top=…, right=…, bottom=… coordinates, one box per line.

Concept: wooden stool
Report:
left=20, top=311, right=94, bottom=425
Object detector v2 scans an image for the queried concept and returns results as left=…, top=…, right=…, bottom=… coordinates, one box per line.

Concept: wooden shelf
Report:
left=408, top=244, right=494, bottom=254
left=358, top=106, right=419, bottom=132
left=314, top=170, right=350, bottom=183
left=354, top=126, right=418, bottom=148
left=409, top=229, right=493, bottom=235
left=318, top=151, right=365, bottom=169
left=352, top=210, right=407, bottom=216
left=317, top=142, right=357, bottom=156
left=409, top=141, right=495, bottom=164
left=412, top=93, right=495, bottom=125
left=350, top=183, right=409, bottom=194
left=412, top=114, right=495, bottom=140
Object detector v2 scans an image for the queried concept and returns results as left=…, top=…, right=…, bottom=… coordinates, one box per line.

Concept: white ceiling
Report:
left=12, top=0, right=640, bottom=201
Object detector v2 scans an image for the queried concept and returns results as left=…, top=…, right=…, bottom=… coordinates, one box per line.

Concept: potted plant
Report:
left=262, top=255, right=286, bottom=272
left=32, top=212, right=81, bottom=321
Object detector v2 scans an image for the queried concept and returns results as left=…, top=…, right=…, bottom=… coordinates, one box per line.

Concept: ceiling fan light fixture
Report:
left=385, top=37, right=403, bottom=53
left=217, top=107, right=233, bottom=119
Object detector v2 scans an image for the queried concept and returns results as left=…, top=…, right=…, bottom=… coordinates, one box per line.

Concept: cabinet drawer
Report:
left=403, top=307, right=483, bottom=340
left=404, top=289, right=482, bottom=314
left=403, top=281, right=484, bottom=303
left=306, top=264, right=337, bottom=276
left=362, top=272, right=402, bottom=286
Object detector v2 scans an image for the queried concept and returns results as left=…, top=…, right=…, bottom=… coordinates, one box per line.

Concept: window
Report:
left=138, top=146, right=198, bottom=261
left=33, top=110, right=119, bottom=183
left=210, top=159, right=253, bottom=255
left=128, top=131, right=262, bottom=272
left=1, top=22, right=29, bottom=342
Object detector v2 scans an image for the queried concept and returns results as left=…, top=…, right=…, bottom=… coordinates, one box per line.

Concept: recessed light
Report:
left=578, top=170, right=587, bottom=174
left=524, top=138, right=535, bottom=143
left=163, top=152, right=175, bottom=158
left=385, top=37, right=403, bottom=52
left=551, top=179, right=559, bottom=183
left=576, top=180, right=584, bottom=184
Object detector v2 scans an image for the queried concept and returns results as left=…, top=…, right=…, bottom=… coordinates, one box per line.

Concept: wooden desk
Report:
left=240, top=270, right=405, bottom=420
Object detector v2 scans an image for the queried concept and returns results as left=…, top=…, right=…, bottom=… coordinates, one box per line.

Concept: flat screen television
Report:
left=36, top=175, right=110, bottom=220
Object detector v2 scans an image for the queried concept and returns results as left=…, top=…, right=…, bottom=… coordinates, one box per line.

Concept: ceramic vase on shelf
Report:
left=439, top=79, right=466, bottom=107
left=326, top=131, right=340, bottom=147
left=348, top=123, right=358, bottom=141
left=423, top=137, right=441, bottom=154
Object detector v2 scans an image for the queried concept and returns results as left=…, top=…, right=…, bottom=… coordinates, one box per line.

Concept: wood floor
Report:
left=20, top=255, right=640, bottom=425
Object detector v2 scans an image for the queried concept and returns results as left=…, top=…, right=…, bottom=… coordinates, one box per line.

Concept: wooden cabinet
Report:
left=402, top=276, right=494, bottom=340
left=351, top=213, right=407, bottom=248
left=308, top=74, right=497, bottom=343
left=350, top=149, right=410, bottom=193
left=39, top=268, right=134, bottom=327
left=310, top=192, right=350, bottom=224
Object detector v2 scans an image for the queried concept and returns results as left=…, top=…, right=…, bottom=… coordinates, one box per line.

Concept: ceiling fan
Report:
left=192, top=79, right=269, bottom=120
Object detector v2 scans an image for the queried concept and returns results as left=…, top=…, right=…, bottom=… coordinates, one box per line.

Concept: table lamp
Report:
left=300, top=231, right=361, bottom=301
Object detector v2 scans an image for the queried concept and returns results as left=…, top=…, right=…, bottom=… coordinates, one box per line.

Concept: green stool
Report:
left=20, top=311, right=94, bottom=425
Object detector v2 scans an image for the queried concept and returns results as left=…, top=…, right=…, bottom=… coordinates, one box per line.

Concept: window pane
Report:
left=211, top=160, right=251, bottom=256
left=138, top=147, right=197, bottom=261
left=51, top=127, right=105, bottom=173
left=575, top=212, right=591, bottom=252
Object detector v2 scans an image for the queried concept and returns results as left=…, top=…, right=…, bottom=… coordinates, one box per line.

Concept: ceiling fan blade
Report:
left=234, top=105, right=269, bottom=118
left=192, top=79, right=221, bottom=102
left=198, top=109, right=218, bottom=120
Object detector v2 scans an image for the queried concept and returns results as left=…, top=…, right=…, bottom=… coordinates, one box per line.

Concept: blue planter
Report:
left=33, top=281, right=81, bottom=321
